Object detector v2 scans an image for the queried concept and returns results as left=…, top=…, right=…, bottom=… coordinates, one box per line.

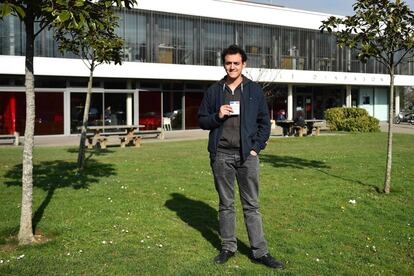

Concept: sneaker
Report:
left=254, top=253, right=285, bottom=269
left=214, top=250, right=235, bottom=264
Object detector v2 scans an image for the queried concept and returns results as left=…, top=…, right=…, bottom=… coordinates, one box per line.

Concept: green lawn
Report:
left=0, top=133, right=413, bottom=275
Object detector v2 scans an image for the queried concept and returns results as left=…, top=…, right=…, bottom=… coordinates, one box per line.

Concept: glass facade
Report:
left=1, top=8, right=413, bottom=75
left=1, top=6, right=413, bottom=135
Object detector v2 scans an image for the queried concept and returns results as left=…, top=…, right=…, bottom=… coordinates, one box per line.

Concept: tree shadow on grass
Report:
left=3, top=159, right=116, bottom=233
left=261, top=154, right=380, bottom=191
left=315, top=169, right=382, bottom=193
left=165, top=193, right=251, bottom=258
left=66, top=147, right=115, bottom=158
left=260, top=154, right=330, bottom=169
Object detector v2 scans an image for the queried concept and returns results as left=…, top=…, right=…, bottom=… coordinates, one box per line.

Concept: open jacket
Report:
left=198, top=76, right=271, bottom=162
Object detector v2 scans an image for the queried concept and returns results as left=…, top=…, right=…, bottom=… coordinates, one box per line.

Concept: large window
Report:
left=185, top=92, right=203, bottom=129
left=139, top=91, right=161, bottom=130
left=176, top=17, right=195, bottom=64
left=244, top=24, right=272, bottom=68
left=0, top=92, right=24, bottom=135
left=104, top=93, right=128, bottom=126
left=0, top=16, right=24, bottom=56
left=35, top=92, right=64, bottom=135
left=34, top=24, right=59, bottom=58
left=71, top=93, right=103, bottom=133
left=163, top=92, right=183, bottom=130
left=0, top=92, right=63, bottom=135
left=70, top=92, right=131, bottom=133
left=201, top=20, right=235, bottom=66
left=121, top=10, right=148, bottom=62
left=315, top=32, right=334, bottom=71
left=154, top=14, right=175, bottom=64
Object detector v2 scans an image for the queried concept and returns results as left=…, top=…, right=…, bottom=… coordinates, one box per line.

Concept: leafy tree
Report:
left=0, top=0, right=135, bottom=245
left=320, top=0, right=414, bottom=194
left=50, top=1, right=129, bottom=170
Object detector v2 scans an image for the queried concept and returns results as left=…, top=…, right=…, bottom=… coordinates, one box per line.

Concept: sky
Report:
left=251, top=0, right=414, bottom=15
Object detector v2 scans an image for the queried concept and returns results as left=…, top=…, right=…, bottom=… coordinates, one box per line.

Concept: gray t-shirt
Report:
left=217, top=85, right=241, bottom=153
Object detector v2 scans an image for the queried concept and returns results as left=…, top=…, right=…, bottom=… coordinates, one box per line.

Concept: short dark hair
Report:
left=221, top=44, right=247, bottom=64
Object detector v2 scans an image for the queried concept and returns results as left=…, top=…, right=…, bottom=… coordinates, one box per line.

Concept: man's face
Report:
left=223, top=53, right=245, bottom=81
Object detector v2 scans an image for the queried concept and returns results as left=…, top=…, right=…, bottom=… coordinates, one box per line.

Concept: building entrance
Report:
left=295, top=94, right=313, bottom=119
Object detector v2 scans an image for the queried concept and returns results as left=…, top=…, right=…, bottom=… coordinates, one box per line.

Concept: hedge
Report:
left=324, top=107, right=380, bottom=132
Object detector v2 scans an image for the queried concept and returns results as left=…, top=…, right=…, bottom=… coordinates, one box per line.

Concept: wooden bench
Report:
left=86, top=131, right=144, bottom=149
left=86, top=133, right=96, bottom=149
left=119, top=135, right=142, bottom=148
left=292, top=126, right=304, bottom=137
left=312, top=125, right=321, bottom=136
left=0, top=132, right=20, bottom=146
left=305, top=124, right=322, bottom=136
left=291, top=123, right=322, bottom=137
left=85, top=133, right=109, bottom=149
left=135, top=129, right=164, bottom=139
left=305, top=120, right=324, bottom=136
left=82, top=125, right=145, bottom=149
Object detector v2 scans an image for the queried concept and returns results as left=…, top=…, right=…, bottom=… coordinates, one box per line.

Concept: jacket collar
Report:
left=219, top=75, right=251, bottom=86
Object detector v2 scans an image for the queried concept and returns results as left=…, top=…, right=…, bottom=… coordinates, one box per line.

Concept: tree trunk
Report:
left=18, top=12, right=35, bottom=245
left=77, top=61, right=95, bottom=170
left=383, top=69, right=395, bottom=194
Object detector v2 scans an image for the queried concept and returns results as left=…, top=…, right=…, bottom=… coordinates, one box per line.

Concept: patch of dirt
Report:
left=33, top=232, right=52, bottom=244
left=0, top=230, right=53, bottom=252
left=0, top=242, right=18, bottom=252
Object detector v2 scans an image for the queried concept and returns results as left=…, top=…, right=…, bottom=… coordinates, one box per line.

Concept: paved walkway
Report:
left=1, top=122, right=413, bottom=147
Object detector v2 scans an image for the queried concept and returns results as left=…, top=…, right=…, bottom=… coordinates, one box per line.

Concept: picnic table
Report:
left=0, top=132, right=20, bottom=146
left=304, top=119, right=324, bottom=136
left=83, top=125, right=144, bottom=149
left=276, top=120, right=294, bottom=136
left=276, top=119, right=324, bottom=137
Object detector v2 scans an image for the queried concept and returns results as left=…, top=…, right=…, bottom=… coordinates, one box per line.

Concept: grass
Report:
left=0, top=133, right=413, bottom=275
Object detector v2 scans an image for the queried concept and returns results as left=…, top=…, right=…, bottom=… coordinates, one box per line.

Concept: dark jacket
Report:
left=198, top=76, right=270, bottom=162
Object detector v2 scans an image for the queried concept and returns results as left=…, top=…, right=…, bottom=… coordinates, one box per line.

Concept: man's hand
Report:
left=218, top=104, right=233, bottom=119
left=250, top=150, right=257, bottom=156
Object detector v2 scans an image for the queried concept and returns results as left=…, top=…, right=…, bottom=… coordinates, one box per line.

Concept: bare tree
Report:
left=245, top=68, right=284, bottom=120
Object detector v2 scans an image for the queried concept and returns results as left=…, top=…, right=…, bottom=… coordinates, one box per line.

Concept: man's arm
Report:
left=198, top=90, right=224, bottom=130
left=251, top=90, right=271, bottom=154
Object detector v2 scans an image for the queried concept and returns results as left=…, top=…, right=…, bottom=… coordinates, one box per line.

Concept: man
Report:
left=198, top=44, right=284, bottom=269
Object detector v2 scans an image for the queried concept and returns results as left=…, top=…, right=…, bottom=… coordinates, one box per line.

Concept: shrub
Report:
left=325, top=107, right=380, bottom=132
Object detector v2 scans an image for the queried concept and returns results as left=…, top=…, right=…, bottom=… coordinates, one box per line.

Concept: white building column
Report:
left=395, top=88, right=400, bottom=115
left=287, top=84, right=293, bottom=120
left=126, top=94, right=133, bottom=125
left=134, top=90, right=139, bottom=125
left=63, top=88, right=71, bottom=135
left=346, top=85, right=352, bottom=107
left=126, top=80, right=133, bottom=125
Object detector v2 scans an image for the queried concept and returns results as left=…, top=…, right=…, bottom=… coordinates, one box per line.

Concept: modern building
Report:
left=0, top=0, right=413, bottom=136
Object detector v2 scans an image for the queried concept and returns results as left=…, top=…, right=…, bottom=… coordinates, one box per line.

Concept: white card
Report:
left=229, top=101, right=240, bottom=115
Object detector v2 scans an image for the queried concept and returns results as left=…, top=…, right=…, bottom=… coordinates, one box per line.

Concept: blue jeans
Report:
left=211, top=151, right=268, bottom=258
